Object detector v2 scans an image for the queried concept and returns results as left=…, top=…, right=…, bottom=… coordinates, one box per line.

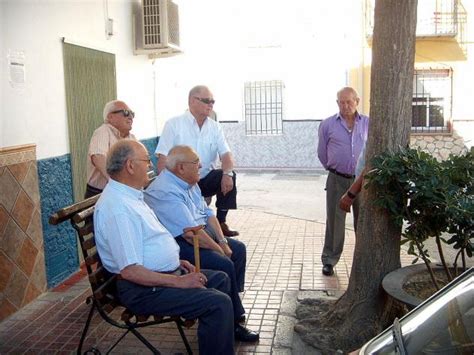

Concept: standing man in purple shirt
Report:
left=317, top=87, right=369, bottom=276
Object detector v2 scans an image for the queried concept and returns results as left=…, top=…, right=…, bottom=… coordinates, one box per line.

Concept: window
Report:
left=244, top=80, right=284, bottom=135
left=412, top=69, right=452, bottom=133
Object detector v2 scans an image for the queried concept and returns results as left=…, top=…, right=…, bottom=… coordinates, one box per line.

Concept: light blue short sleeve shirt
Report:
left=144, top=169, right=214, bottom=238
left=94, top=179, right=180, bottom=274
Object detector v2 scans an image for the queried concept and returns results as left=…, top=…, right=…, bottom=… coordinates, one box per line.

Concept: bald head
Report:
left=336, top=87, right=360, bottom=120
left=337, top=87, right=359, bottom=101
left=166, top=145, right=198, bottom=171
left=106, top=139, right=150, bottom=189
left=166, top=145, right=201, bottom=185
left=107, top=139, right=138, bottom=176
left=188, top=85, right=210, bottom=105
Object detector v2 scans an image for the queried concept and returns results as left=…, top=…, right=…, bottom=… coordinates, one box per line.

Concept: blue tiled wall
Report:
left=38, top=137, right=160, bottom=288
left=38, top=154, right=78, bottom=287
left=141, top=136, right=159, bottom=171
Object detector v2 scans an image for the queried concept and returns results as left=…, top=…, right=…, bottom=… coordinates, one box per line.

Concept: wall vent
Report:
left=134, top=0, right=182, bottom=58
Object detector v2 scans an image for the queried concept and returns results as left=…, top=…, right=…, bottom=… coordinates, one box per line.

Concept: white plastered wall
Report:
left=1, top=0, right=157, bottom=159
left=152, top=0, right=365, bottom=131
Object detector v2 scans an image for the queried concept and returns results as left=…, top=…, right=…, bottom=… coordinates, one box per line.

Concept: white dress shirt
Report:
left=155, top=110, right=231, bottom=178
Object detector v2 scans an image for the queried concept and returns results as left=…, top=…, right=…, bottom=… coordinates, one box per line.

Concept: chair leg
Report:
left=77, top=297, right=96, bottom=355
left=176, top=321, right=193, bottom=355
left=128, top=328, right=161, bottom=354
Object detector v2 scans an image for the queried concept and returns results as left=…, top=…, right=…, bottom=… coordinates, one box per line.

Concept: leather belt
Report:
left=328, top=168, right=355, bottom=179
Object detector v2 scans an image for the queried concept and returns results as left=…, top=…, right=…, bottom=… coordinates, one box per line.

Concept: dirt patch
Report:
left=403, top=268, right=463, bottom=300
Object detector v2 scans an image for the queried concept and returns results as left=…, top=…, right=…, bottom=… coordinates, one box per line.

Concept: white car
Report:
left=357, top=267, right=474, bottom=354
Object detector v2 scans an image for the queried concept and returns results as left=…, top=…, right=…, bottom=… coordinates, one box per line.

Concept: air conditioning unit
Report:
left=134, top=0, right=182, bottom=58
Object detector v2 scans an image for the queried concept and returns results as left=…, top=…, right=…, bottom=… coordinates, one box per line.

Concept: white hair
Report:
left=103, top=100, right=122, bottom=122
left=165, top=145, right=194, bottom=170
left=337, top=87, right=359, bottom=101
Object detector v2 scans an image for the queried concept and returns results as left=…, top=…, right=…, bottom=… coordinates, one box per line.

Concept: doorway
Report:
left=62, top=42, right=117, bottom=201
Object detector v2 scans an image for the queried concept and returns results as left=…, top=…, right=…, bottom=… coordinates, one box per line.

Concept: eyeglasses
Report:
left=193, top=97, right=215, bottom=105
left=181, top=159, right=200, bottom=165
left=111, top=109, right=135, bottom=118
left=133, top=158, right=151, bottom=164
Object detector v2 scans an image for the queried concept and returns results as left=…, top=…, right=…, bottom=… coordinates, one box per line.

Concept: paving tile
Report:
left=0, top=208, right=417, bottom=354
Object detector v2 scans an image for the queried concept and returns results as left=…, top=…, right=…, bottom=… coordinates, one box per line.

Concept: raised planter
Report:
left=382, top=264, right=443, bottom=310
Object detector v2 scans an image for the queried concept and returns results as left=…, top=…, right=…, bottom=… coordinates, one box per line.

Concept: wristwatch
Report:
left=218, top=238, right=228, bottom=245
left=223, top=170, right=234, bottom=177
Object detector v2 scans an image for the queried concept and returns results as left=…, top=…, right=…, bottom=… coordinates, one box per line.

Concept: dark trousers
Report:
left=175, top=236, right=246, bottom=321
left=84, top=184, right=102, bottom=199
left=199, top=169, right=237, bottom=211
left=117, top=269, right=235, bottom=355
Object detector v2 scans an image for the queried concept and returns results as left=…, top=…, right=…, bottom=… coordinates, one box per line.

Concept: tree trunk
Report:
left=295, top=1, right=418, bottom=352
left=333, top=0, right=418, bottom=349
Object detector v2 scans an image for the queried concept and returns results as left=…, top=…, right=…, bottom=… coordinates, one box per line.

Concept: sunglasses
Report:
left=194, top=97, right=215, bottom=105
left=111, top=109, right=135, bottom=118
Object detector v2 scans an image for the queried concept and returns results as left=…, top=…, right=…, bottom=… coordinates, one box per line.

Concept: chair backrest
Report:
left=49, top=195, right=119, bottom=313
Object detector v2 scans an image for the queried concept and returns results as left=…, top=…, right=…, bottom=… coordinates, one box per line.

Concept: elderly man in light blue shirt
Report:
left=154, top=85, right=239, bottom=237
left=144, top=145, right=259, bottom=343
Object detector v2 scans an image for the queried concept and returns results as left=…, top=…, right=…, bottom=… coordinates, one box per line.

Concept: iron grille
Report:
left=412, top=69, right=452, bottom=133
left=244, top=80, right=284, bottom=136
left=143, top=0, right=162, bottom=47
left=142, top=0, right=180, bottom=48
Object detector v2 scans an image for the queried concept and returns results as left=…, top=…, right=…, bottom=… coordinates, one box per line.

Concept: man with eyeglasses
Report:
left=94, top=139, right=235, bottom=354
left=144, top=145, right=259, bottom=343
left=155, top=85, right=240, bottom=237
left=85, top=100, right=137, bottom=198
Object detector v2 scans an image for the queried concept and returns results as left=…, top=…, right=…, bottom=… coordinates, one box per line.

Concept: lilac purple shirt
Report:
left=317, top=112, right=369, bottom=176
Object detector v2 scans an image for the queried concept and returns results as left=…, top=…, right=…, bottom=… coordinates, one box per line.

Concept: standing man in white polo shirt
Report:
left=155, top=85, right=239, bottom=237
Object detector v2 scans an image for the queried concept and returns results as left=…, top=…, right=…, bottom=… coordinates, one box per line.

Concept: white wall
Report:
left=1, top=0, right=157, bottom=159
left=153, top=0, right=365, bottom=132
left=0, top=2, right=5, bottom=149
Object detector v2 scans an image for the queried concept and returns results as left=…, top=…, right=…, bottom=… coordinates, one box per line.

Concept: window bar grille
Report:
left=244, top=80, right=283, bottom=135
left=412, top=69, right=452, bottom=134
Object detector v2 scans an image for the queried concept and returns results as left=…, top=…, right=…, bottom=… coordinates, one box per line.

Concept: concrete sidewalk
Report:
left=0, top=172, right=436, bottom=354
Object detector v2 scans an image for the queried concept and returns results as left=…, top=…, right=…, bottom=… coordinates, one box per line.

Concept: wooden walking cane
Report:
left=183, top=226, right=204, bottom=273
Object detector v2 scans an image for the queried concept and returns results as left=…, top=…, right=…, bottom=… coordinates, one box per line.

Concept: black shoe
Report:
left=238, top=314, right=246, bottom=324
left=234, top=324, right=259, bottom=342
left=322, top=264, right=334, bottom=276
left=220, top=222, right=239, bottom=237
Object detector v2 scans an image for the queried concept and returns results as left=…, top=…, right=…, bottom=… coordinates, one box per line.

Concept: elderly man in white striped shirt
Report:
left=85, top=100, right=137, bottom=198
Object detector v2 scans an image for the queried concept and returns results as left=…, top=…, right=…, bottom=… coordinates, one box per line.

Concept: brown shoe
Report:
left=220, top=222, right=239, bottom=237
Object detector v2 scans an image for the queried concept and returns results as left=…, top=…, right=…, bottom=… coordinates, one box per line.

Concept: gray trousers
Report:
left=321, top=172, right=360, bottom=266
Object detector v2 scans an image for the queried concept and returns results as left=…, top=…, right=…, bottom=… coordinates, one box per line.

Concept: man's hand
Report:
left=220, top=242, right=233, bottom=258
left=221, top=174, right=233, bottom=195
left=339, top=193, right=353, bottom=213
left=180, top=272, right=207, bottom=289
left=179, top=259, right=195, bottom=274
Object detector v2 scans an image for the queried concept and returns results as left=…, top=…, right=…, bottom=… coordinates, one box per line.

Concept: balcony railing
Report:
left=365, top=0, right=467, bottom=54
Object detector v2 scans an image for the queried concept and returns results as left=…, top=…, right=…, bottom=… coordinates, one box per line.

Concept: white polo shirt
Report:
left=155, top=110, right=231, bottom=179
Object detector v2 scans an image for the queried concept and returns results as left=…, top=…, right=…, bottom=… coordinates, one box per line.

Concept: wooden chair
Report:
left=49, top=194, right=195, bottom=355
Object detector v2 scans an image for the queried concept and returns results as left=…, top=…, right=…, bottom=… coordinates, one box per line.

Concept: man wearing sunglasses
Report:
left=85, top=100, right=136, bottom=198
left=155, top=85, right=239, bottom=237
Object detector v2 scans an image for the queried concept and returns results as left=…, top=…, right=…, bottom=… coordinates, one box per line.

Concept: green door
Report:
left=62, top=42, right=117, bottom=201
